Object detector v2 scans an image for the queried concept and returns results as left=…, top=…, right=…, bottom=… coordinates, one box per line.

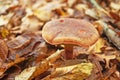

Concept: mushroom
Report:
left=42, top=18, right=99, bottom=59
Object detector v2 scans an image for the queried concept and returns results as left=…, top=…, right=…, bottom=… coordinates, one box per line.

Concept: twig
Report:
left=89, top=0, right=120, bottom=49
left=89, top=0, right=111, bottom=19
left=97, top=20, right=120, bottom=49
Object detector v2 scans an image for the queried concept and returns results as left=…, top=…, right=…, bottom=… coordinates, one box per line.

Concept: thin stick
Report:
left=98, top=20, right=120, bottom=49
left=89, top=0, right=111, bottom=17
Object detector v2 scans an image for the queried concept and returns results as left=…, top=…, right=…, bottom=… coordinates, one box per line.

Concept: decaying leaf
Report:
left=8, top=6, right=26, bottom=27
left=0, top=57, right=25, bottom=78
left=75, top=4, right=88, bottom=11
left=34, top=9, right=51, bottom=21
left=7, top=34, right=31, bottom=49
left=15, top=50, right=64, bottom=80
left=85, top=9, right=98, bottom=19
left=0, top=0, right=120, bottom=80
left=88, top=38, right=105, bottom=53
left=110, top=2, right=120, bottom=11
left=43, top=62, right=93, bottom=80
left=7, top=31, right=44, bottom=59
left=0, top=0, right=19, bottom=14
left=0, top=16, right=8, bottom=26
left=33, top=1, right=65, bottom=21
left=54, top=8, right=68, bottom=17
left=0, top=39, right=8, bottom=63
left=0, top=27, right=9, bottom=38
left=96, top=54, right=116, bottom=68
left=102, top=65, right=117, bottom=80
left=0, top=31, right=46, bottom=78
left=15, top=66, right=36, bottom=80
left=19, top=15, right=43, bottom=33
left=67, top=0, right=77, bottom=7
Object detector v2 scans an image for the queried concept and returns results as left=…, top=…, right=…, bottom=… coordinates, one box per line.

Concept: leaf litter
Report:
left=0, top=0, right=120, bottom=80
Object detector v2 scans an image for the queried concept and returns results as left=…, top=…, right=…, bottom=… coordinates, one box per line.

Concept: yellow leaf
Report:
left=0, top=28, right=9, bottom=38
left=34, top=9, right=51, bottom=21
left=94, top=38, right=105, bottom=52
left=15, top=50, right=64, bottom=80
left=88, top=38, right=105, bottom=53
left=15, top=66, right=36, bottom=80
left=54, top=8, right=68, bottom=17
left=44, top=62, right=93, bottom=80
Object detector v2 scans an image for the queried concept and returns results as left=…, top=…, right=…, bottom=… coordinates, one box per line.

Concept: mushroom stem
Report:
left=64, top=44, right=73, bottom=59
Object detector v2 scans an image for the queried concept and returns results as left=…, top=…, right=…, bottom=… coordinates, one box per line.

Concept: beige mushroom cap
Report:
left=42, top=18, right=99, bottom=47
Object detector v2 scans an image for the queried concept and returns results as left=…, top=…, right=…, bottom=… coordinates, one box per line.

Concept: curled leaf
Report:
left=15, top=50, right=64, bottom=80
left=44, top=63, right=93, bottom=80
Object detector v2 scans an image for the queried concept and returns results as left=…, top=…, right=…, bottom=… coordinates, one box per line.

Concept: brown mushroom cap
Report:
left=42, top=18, right=99, bottom=47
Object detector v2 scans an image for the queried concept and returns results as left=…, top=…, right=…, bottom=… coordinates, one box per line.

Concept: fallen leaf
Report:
left=0, top=27, right=9, bottom=38
left=8, top=7, right=26, bottom=27
left=85, top=9, right=98, bottom=19
left=43, top=62, right=93, bottom=80
left=0, top=57, right=25, bottom=78
left=0, top=39, right=8, bottom=63
left=110, top=2, right=120, bottom=11
left=15, top=50, right=64, bottom=80
left=0, top=16, right=8, bottom=26
left=88, top=38, right=105, bottom=53
left=75, top=4, right=88, bottom=11
left=96, top=54, right=116, bottom=68
left=33, top=1, right=65, bottom=21
left=11, top=15, right=43, bottom=34
left=67, top=0, right=77, bottom=7
left=54, top=8, right=68, bottom=17
left=34, top=9, right=51, bottom=21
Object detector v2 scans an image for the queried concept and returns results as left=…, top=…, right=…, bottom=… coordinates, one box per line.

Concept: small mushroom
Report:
left=42, top=18, right=99, bottom=59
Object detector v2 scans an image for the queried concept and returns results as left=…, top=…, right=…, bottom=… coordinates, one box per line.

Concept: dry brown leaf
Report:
left=8, top=7, right=26, bottom=27
left=96, top=54, right=116, bottom=68
left=33, top=1, right=65, bottom=21
left=0, top=39, right=8, bottom=63
left=7, top=35, right=31, bottom=49
left=0, top=0, right=120, bottom=80
left=12, top=15, right=43, bottom=34
left=15, top=50, right=64, bottom=80
left=0, top=57, right=25, bottom=78
left=103, top=65, right=116, bottom=80
left=109, top=11, right=120, bottom=22
left=0, top=32, right=45, bottom=78
left=43, top=62, right=93, bottom=80
left=93, top=21, right=104, bottom=35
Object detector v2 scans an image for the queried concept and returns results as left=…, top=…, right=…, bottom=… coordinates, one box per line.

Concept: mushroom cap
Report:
left=42, top=18, right=99, bottom=47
